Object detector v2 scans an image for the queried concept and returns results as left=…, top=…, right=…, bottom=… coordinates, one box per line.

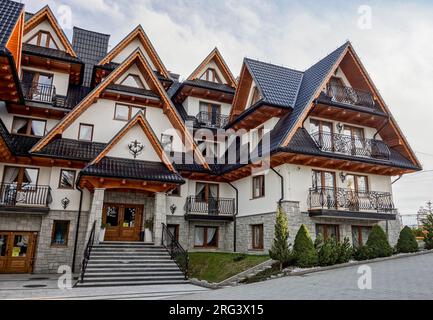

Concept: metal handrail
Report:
left=185, top=196, right=236, bottom=216
left=310, top=131, right=390, bottom=160
left=308, top=186, right=396, bottom=214
left=80, top=221, right=96, bottom=282
left=21, top=81, right=56, bottom=103
left=325, top=84, right=378, bottom=110
left=196, top=111, right=229, bottom=128
left=0, top=183, right=51, bottom=206
left=161, top=223, right=188, bottom=279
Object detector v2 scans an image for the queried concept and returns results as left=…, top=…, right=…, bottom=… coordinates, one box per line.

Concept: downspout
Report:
left=271, top=167, right=284, bottom=205
left=72, top=175, right=84, bottom=274
left=228, top=182, right=238, bottom=252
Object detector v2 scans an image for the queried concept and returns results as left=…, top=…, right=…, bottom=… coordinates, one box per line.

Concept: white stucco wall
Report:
left=182, top=96, right=232, bottom=118
left=23, top=20, right=67, bottom=52
left=111, top=38, right=157, bottom=71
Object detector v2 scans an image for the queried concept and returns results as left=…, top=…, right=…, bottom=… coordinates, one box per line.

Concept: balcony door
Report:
left=310, top=119, right=333, bottom=151
left=312, top=170, right=337, bottom=209
left=343, top=125, right=365, bottom=156
left=1, top=166, right=39, bottom=206
left=199, top=102, right=221, bottom=126
left=345, top=175, right=368, bottom=211
left=21, top=70, right=54, bottom=102
left=102, top=204, right=143, bottom=241
left=196, top=183, right=219, bottom=215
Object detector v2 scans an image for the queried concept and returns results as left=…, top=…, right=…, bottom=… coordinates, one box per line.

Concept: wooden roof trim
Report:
left=98, top=25, right=170, bottom=79
left=90, top=112, right=175, bottom=172
left=187, top=47, right=237, bottom=88
left=24, top=6, right=77, bottom=58
left=228, top=62, right=248, bottom=122
left=345, top=47, right=421, bottom=168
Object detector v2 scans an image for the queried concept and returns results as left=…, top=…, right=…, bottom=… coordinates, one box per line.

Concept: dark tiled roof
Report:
left=72, top=27, right=110, bottom=87
left=34, top=138, right=106, bottom=161
left=182, top=79, right=235, bottom=95
left=9, top=134, right=40, bottom=156
left=0, top=0, right=24, bottom=52
left=245, top=58, right=303, bottom=108
left=82, top=157, right=184, bottom=183
left=270, top=42, right=350, bottom=151
left=167, top=81, right=182, bottom=98
left=106, top=84, right=160, bottom=98
left=280, top=128, right=420, bottom=171
left=22, top=43, right=83, bottom=64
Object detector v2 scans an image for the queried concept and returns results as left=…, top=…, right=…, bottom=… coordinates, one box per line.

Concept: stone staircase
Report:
left=76, top=242, right=188, bottom=287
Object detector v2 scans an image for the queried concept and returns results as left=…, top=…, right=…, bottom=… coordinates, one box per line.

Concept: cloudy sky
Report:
left=22, top=0, right=433, bottom=219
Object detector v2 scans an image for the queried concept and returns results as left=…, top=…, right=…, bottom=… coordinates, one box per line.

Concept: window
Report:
left=343, top=125, right=365, bottom=154
left=78, top=123, right=93, bottom=141
left=194, top=226, right=218, bottom=248
left=161, top=134, right=173, bottom=152
left=12, top=117, right=46, bottom=137
left=252, top=224, right=264, bottom=250
left=114, top=103, right=145, bottom=121
left=312, top=170, right=336, bottom=208
left=27, top=31, right=58, bottom=49
left=51, top=221, right=70, bottom=246
left=345, top=175, right=368, bottom=192
left=59, top=170, right=76, bottom=189
left=316, top=224, right=340, bottom=241
left=199, top=68, right=222, bottom=83
left=21, top=70, right=54, bottom=102
left=120, top=74, right=145, bottom=88
left=352, top=226, right=372, bottom=248
left=310, top=118, right=333, bottom=148
left=169, top=185, right=181, bottom=197
left=3, top=166, right=39, bottom=188
left=199, top=102, right=221, bottom=126
left=196, top=183, right=219, bottom=202
left=252, top=175, right=265, bottom=199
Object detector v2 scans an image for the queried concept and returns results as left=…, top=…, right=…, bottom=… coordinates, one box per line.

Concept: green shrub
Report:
left=293, top=224, right=318, bottom=268
left=412, top=227, right=425, bottom=238
left=336, top=237, right=353, bottom=263
left=317, top=237, right=339, bottom=266
left=269, top=206, right=293, bottom=269
left=396, top=226, right=419, bottom=253
left=353, top=245, right=371, bottom=261
left=365, top=225, right=393, bottom=258
left=422, top=214, right=433, bottom=250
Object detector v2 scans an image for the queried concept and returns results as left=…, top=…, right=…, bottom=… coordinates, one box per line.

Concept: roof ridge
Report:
left=304, top=41, right=350, bottom=72
left=244, top=57, right=304, bottom=74
left=72, top=26, right=110, bottom=37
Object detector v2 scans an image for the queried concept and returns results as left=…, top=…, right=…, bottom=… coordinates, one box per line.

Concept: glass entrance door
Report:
left=102, top=204, right=143, bottom=241
left=0, top=232, right=37, bottom=273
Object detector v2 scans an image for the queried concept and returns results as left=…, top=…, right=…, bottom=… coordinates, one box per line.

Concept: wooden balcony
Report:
left=185, top=196, right=235, bottom=221
left=308, top=187, right=396, bottom=220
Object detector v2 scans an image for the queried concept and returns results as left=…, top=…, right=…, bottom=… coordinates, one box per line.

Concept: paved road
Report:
left=173, top=252, right=433, bottom=300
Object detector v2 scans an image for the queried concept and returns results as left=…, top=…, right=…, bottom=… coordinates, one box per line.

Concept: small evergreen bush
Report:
left=293, top=224, right=318, bottom=268
left=336, top=237, right=353, bottom=263
left=317, top=236, right=339, bottom=266
left=353, top=245, right=371, bottom=261
left=365, top=225, right=393, bottom=258
left=422, top=214, right=433, bottom=250
left=269, top=206, right=293, bottom=269
left=396, top=226, right=419, bottom=253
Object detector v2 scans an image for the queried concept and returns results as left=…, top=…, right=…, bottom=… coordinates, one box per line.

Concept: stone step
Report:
left=84, top=271, right=184, bottom=278
left=89, top=255, right=171, bottom=260
left=85, top=264, right=180, bottom=271
left=97, top=242, right=158, bottom=247
left=82, top=274, right=186, bottom=282
left=87, top=259, right=174, bottom=265
left=91, top=248, right=168, bottom=253
left=86, top=261, right=177, bottom=267
left=76, top=279, right=189, bottom=288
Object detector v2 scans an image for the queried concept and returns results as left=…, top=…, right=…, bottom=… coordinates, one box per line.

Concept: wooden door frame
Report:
left=0, top=231, right=37, bottom=273
left=102, top=203, right=144, bottom=242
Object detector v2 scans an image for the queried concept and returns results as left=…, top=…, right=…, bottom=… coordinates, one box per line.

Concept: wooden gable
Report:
left=229, top=61, right=255, bottom=122
left=98, top=25, right=169, bottom=79
left=187, top=47, right=236, bottom=88
left=23, top=6, right=77, bottom=57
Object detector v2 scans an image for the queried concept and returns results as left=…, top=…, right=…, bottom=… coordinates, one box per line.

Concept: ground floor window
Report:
left=316, top=224, right=340, bottom=241
left=194, top=226, right=218, bottom=248
left=352, top=226, right=372, bottom=247
left=167, top=224, right=179, bottom=241
left=51, top=220, right=70, bottom=246
left=251, top=224, right=264, bottom=250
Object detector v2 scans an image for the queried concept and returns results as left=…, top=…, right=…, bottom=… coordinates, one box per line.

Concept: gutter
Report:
left=71, top=180, right=84, bottom=274
left=227, top=182, right=239, bottom=252
left=270, top=167, right=284, bottom=205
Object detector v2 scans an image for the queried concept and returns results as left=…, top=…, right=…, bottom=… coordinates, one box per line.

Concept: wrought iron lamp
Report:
left=170, top=204, right=177, bottom=214
left=61, top=197, right=70, bottom=209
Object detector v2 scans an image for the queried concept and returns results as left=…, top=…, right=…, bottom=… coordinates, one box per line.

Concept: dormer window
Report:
left=200, top=68, right=222, bottom=83
left=27, top=31, right=58, bottom=49
left=120, top=74, right=145, bottom=89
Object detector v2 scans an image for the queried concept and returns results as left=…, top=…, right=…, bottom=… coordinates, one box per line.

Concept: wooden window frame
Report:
left=51, top=220, right=70, bottom=247
left=351, top=225, right=372, bottom=247
left=201, top=68, right=222, bottom=83
left=3, top=166, right=40, bottom=188
left=26, top=31, right=59, bottom=49
left=312, top=170, right=336, bottom=190
left=193, top=226, right=219, bottom=248
left=251, top=224, right=264, bottom=250
left=252, top=175, right=265, bottom=199
left=78, top=123, right=94, bottom=141
left=345, top=174, right=369, bottom=193
left=119, top=73, right=146, bottom=89
left=114, top=103, right=146, bottom=121
left=316, top=224, right=340, bottom=241
left=12, top=116, right=47, bottom=137
left=195, top=182, right=219, bottom=202
left=58, top=169, right=76, bottom=190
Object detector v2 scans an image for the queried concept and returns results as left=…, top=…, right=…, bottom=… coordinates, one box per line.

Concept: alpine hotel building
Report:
left=0, top=1, right=421, bottom=285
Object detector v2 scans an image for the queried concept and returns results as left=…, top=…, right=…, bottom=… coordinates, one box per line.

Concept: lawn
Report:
left=188, top=252, right=269, bottom=283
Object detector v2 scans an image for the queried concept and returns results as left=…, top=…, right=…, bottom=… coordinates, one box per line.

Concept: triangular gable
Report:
left=30, top=48, right=210, bottom=170
left=279, top=41, right=420, bottom=168
left=23, top=5, right=77, bottom=57
left=98, top=25, right=169, bottom=79
left=90, top=112, right=175, bottom=171
left=114, top=63, right=151, bottom=90
left=187, top=47, right=237, bottom=88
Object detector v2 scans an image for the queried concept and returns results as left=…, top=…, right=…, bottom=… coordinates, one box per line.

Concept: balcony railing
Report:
left=311, top=131, right=390, bottom=160
left=324, top=84, right=379, bottom=111
left=185, top=196, right=235, bottom=216
left=21, top=81, right=56, bottom=104
left=308, top=187, right=395, bottom=214
left=196, top=111, right=229, bottom=128
left=0, top=183, right=52, bottom=207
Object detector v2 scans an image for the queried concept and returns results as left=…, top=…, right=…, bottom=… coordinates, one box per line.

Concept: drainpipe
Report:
left=270, top=167, right=284, bottom=205
left=227, top=182, right=238, bottom=252
left=72, top=175, right=84, bottom=274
